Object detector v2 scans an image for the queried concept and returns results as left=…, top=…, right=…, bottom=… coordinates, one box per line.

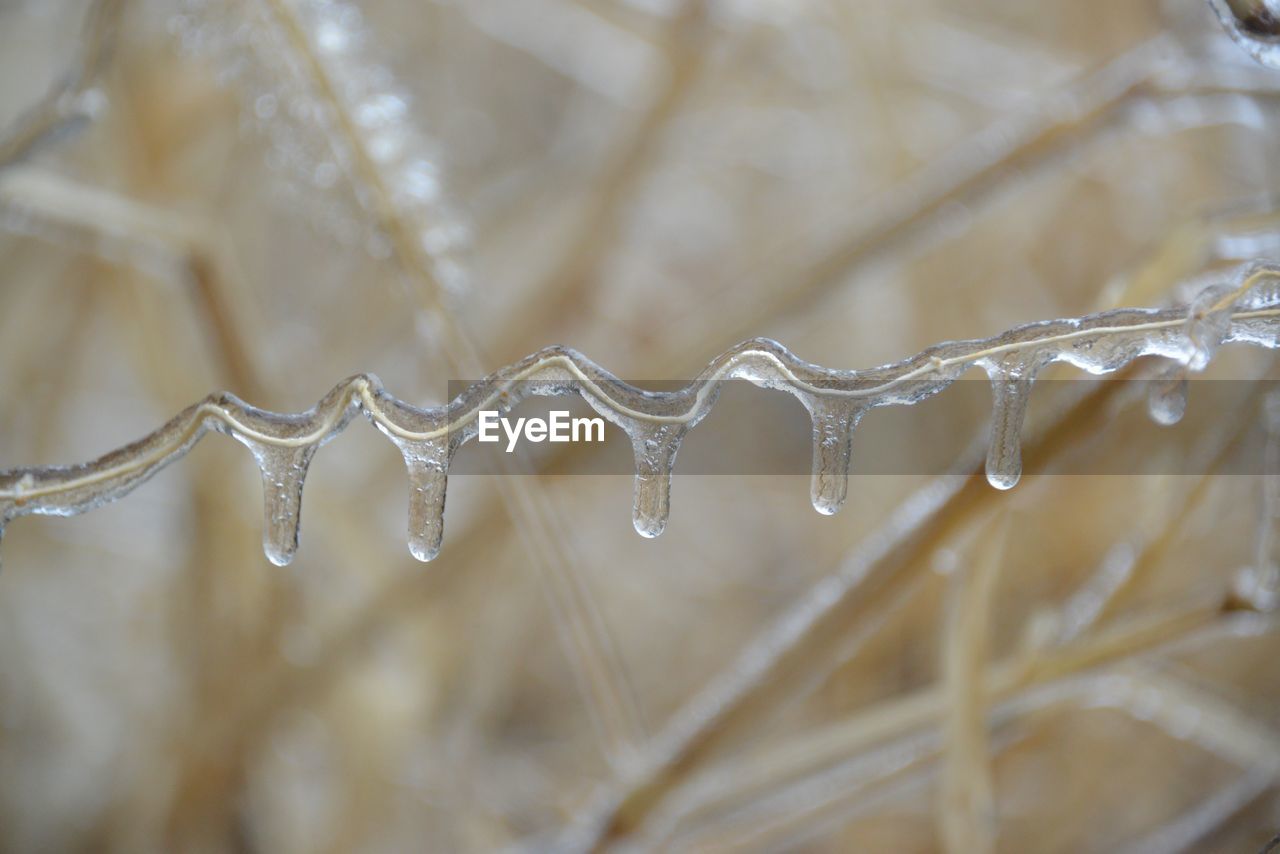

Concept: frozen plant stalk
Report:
left=1, top=263, right=1279, bottom=566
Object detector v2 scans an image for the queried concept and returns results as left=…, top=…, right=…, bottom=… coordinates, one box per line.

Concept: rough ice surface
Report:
left=1, top=262, right=1278, bottom=565
left=1209, top=0, right=1280, bottom=70
left=169, top=0, right=470, bottom=290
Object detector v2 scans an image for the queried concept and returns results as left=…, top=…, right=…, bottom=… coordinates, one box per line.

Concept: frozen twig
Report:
left=659, top=40, right=1280, bottom=373
left=4, top=263, right=1278, bottom=555
left=0, top=165, right=265, bottom=398
left=245, top=0, right=649, bottom=766
left=649, top=607, right=1278, bottom=852
left=1235, top=390, right=1280, bottom=610
left=1059, top=390, right=1260, bottom=640
left=5, top=264, right=1280, bottom=847
left=939, top=514, right=1006, bottom=854
left=573, top=325, right=1271, bottom=847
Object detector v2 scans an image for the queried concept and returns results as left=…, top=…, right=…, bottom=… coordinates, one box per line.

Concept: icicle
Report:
left=222, top=382, right=360, bottom=566
left=360, top=375, right=454, bottom=563
left=1208, top=0, right=1280, bottom=70
left=983, top=362, right=1037, bottom=490
left=247, top=443, right=316, bottom=567
left=397, top=439, right=450, bottom=562
left=630, top=424, right=685, bottom=538
left=1147, top=365, right=1188, bottom=426
left=804, top=397, right=864, bottom=515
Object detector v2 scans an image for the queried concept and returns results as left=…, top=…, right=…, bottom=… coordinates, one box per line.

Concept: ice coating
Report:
left=170, top=0, right=472, bottom=289
left=1147, top=366, right=1189, bottom=427
left=981, top=360, right=1038, bottom=491
left=1209, top=0, right=1280, bottom=70
left=803, top=398, right=865, bottom=516
left=1, top=263, right=1279, bottom=565
left=1185, top=283, right=1235, bottom=370
left=628, top=425, right=686, bottom=538
left=399, top=445, right=451, bottom=562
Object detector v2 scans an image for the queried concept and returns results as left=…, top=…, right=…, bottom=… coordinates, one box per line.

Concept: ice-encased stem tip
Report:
left=404, top=454, right=448, bottom=562
left=630, top=426, right=685, bottom=538
left=807, top=399, right=864, bottom=516
left=252, top=444, right=316, bottom=566
left=985, top=368, right=1035, bottom=491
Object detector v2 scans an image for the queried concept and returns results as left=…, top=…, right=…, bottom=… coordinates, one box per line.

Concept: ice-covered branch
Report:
left=3, top=262, right=1279, bottom=566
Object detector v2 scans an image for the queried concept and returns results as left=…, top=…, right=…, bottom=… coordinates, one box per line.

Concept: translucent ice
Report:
left=1, top=263, right=1278, bottom=564
left=1209, top=0, right=1280, bottom=70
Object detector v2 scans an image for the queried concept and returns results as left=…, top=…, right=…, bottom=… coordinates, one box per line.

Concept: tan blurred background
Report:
left=1, top=0, right=1280, bottom=851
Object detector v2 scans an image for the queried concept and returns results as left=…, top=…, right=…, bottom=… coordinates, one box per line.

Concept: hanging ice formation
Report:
left=2, top=262, right=1279, bottom=565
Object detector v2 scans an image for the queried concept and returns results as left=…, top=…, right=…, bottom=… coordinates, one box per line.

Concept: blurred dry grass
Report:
left=1, top=0, right=1280, bottom=851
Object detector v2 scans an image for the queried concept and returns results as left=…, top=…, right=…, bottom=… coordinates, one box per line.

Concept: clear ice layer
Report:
left=1210, top=0, right=1280, bottom=70
left=2, top=262, right=1279, bottom=565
